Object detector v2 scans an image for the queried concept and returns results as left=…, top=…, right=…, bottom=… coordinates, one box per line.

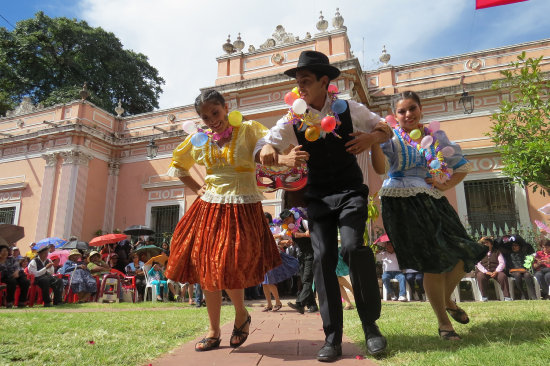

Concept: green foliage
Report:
left=489, top=52, right=550, bottom=195
left=0, top=12, right=164, bottom=116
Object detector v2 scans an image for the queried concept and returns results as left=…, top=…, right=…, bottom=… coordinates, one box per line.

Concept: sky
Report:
left=2, top=0, right=550, bottom=110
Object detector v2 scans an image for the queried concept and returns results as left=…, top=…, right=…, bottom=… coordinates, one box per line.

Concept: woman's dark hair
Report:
left=392, top=91, right=422, bottom=110
left=479, top=236, right=493, bottom=246
left=194, top=89, right=226, bottom=114
left=264, top=212, right=273, bottom=224
left=0, top=244, right=9, bottom=253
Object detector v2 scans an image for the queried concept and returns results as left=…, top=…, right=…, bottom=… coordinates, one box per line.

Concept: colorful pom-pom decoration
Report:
left=409, top=129, right=421, bottom=140
left=305, top=126, right=321, bottom=141
left=292, top=99, right=308, bottom=115
left=320, top=116, right=337, bottom=132
left=191, top=132, right=208, bottom=147
left=228, top=110, right=243, bottom=127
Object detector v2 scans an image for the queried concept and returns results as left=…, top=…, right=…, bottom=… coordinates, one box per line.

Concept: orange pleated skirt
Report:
left=165, top=198, right=282, bottom=291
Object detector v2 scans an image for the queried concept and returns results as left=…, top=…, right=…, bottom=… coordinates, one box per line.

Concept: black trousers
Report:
left=295, top=242, right=316, bottom=307
left=35, top=274, right=64, bottom=305
left=3, top=275, right=30, bottom=304
left=307, top=186, right=381, bottom=345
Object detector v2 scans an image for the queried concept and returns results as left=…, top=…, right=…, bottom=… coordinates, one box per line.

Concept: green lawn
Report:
left=0, top=300, right=549, bottom=366
left=344, top=300, right=550, bottom=366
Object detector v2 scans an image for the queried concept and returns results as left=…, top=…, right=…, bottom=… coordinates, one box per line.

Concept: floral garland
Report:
left=198, top=126, right=233, bottom=142
left=396, top=126, right=451, bottom=183
left=203, top=125, right=239, bottom=168
left=283, top=85, right=347, bottom=142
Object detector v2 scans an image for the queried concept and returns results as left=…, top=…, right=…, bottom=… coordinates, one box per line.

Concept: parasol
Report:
left=373, top=234, right=390, bottom=244
left=33, top=237, right=67, bottom=250
left=89, top=233, right=128, bottom=247
left=0, top=224, right=25, bottom=244
left=145, top=252, right=169, bottom=266
left=123, top=225, right=155, bottom=236
left=49, top=250, right=71, bottom=266
left=61, top=240, right=90, bottom=251
left=135, top=245, right=163, bottom=261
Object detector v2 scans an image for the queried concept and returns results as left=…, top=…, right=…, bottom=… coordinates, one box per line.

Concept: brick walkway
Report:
left=148, top=302, right=378, bottom=365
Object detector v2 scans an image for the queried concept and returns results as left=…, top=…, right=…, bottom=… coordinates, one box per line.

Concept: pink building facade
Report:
left=0, top=12, right=548, bottom=245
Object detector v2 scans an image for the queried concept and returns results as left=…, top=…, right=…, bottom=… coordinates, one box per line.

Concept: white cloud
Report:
left=75, top=0, right=545, bottom=110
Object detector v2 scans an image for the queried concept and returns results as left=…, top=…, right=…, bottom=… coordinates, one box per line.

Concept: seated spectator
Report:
left=11, top=247, right=21, bottom=259
left=504, top=238, right=537, bottom=300
left=25, top=243, right=37, bottom=260
left=167, top=279, right=189, bottom=302
left=0, top=244, right=30, bottom=308
left=108, top=253, right=126, bottom=273
left=147, top=261, right=168, bottom=301
left=58, top=249, right=97, bottom=303
left=50, top=255, right=61, bottom=273
left=87, top=251, right=111, bottom=278
left=533, top=239, right=550, bottom=300
left=115, top=239, right=131, bottom=269
left=28, top=246, right=63, bottom=307
left=19, top=256, right=30, bottom=270
left=161, top=242, right=170, bottom=256
left=475, top=237, right=512, bottom=301
left=125, top=252, right=145, bottom=301
left=376, top=240, right=407, bottom=302
left=405, top=269, right=424, bottom=301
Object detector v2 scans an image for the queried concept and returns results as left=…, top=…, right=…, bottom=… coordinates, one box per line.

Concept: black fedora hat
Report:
left=284, top=51, right=341, bottom=80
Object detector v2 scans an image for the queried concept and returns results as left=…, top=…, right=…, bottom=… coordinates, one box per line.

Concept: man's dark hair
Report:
left=280, top=209, right=293, bottom=220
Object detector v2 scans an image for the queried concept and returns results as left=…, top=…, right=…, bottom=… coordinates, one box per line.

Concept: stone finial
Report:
left=379, top=45, right=391, bottom=66
left=248, top=45, right=256, bottom=52
left=332, top=8, right=345, bottom=29
left=316, top=11, right=328, bottom=32
left=222, top=35, right=235, bottom=54
left=80, top=82, right=89, bottom=101
left=305, top=32, right=312, bottom=39
left=233, top=33, right=245, bottom=52
left=115, top=100, right=124, bottom=117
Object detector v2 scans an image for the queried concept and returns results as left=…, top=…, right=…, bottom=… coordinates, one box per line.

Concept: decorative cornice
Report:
left=60, top=150, right=94, bottom=166
left=0, top=182, right=28, bottom=192
left=141, top=180, right=184, bottom=190
left=42, top=153, right=59, bottom=167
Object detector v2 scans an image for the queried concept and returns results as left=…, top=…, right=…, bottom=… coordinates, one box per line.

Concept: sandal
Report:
left=230, top=313, right=251, bottom=348
left=446, top=303, right=470, bottom=324
left=438, top=328, right=462, bottom=341
left=195, top=336, right=221, bottom=352
left=262, top=306, right=272, bottom=312
left=272, top=304, right=282, bottom=312
left=344, top=304, right=354, bottom=310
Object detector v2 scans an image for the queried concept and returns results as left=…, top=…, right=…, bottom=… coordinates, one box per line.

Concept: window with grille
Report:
left=150, top=205, right=180, bottom=244
left=464, top=178, right=519, bottom=236
left=0, top=206, right=16, bottom=224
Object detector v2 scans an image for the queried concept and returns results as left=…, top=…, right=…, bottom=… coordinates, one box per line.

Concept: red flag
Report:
left=476, top=0, right=528, bottom=9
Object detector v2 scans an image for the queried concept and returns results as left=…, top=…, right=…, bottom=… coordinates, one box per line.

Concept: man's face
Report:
left=295, top=69, right=328, bottom=108
left=38, top=251, right=48, bottom=260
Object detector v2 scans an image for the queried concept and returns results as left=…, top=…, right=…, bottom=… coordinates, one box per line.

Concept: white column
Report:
left=34, top=153, right=58, bottom=241
left=102, top=160, right=120, bottom=233
left=53, top=151, right=93, bottom=239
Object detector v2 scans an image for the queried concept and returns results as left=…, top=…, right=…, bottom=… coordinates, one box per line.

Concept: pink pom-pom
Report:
left=328, top=84, right=339, bottom=94
left=428, top=120, right=440, bottom=132
left=385, top=115, right=398, bottom=127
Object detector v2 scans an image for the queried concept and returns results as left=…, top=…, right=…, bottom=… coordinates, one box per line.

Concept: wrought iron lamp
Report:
left=146, top=138, right=159, bottom=159
left=459, top=75, right=474, bottom=114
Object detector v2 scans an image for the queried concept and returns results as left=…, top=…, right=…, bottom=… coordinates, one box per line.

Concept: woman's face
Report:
left=512, top=244, right=520, bottom=253
left=544, top=245, right=550, bottom=254
left=482, top=240, right=493, bottom=250
left=394, top=98, right=423, bottom=133
left=0, top=247, right=8, bottom=259
left=199, top=101, right=229, bottom=134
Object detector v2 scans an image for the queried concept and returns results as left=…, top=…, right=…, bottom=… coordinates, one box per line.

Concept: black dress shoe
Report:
left=287, top=301, right=304, bottom=314
left=317, top=342, right=342, bottom=362
left=307, top=305, right=319, bottom=313
left=363, top=323, right=387, bottom=356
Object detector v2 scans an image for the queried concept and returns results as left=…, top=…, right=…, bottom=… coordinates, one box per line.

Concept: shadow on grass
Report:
left=377, top=319, right=550, bottom=357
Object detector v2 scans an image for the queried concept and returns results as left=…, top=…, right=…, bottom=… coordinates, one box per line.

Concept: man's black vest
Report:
left=32, top=256, right=51, bottom=278
left=294, top=101, right=364, bottom=195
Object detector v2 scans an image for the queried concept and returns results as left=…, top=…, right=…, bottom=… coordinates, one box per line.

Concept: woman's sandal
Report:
left=272, top=304, right=282, bottom=312
left=262, top=306, right=272, bottom=312
left=195, top=336, right=221, bottom=352
left=446, top=304, right=470, bottom=324
left=438, top=328, right=462, bottom=341
left=230, top=313, right=251, bottom=348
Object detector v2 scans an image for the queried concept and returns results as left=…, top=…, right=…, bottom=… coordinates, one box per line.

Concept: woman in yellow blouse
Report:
left=165, top=90, right=281, bottom=352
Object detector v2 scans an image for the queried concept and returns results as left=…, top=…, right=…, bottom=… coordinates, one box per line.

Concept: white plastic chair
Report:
left=382, top=278, right=412, bottom=301
left=142, top=263, right=158, bottom=302
left=453, top=277, right=482, bottom=302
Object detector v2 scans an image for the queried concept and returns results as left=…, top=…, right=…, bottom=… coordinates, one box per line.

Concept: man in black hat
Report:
left=255, top=50, right=392, bottom=361
left=27, top=246, right=64, bottom=307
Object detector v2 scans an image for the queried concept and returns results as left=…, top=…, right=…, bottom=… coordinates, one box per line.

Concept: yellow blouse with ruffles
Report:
left=167, top=120, right=267, bottom=204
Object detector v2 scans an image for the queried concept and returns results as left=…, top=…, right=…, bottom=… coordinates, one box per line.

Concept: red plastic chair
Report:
left=108, top=269, right=137, bottom=302
left=0, top=273, right=7, bottom=306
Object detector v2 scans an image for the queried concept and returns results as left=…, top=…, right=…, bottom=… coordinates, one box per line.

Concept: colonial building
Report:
left=0, top=10, right=548, bottom=244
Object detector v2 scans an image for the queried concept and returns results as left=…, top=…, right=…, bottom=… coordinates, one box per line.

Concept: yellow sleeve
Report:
left=167, top=134, right=196, bottom=177
left=244, top=120, right=268, bottom=147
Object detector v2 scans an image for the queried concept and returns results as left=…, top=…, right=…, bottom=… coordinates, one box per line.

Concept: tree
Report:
left=0, top=12, right=164, bottom=116
left=490, top=52, right=550, bottom=195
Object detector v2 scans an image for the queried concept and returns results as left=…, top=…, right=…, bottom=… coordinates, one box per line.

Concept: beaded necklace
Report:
left=396, top=126, right=451, bottom=183
left=198, top=126, right=233, bottom=142
left=203, top=125, right=239, bottom=168
left=285, top=90, right=346, bottom=141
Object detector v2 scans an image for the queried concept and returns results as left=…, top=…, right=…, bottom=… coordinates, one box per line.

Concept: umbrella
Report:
left=145, top=252, right=169, bottom=266
left=373, top=234, right=390, bottom=244
left=89, top=233, right=128, bottom=247
left=33, top=237, right=67, bottom=250
left=61, top=240, right=90, bottom=252
left=123, top=225, right=155, bottom=236
left=49, top=250, right=71, bottom=266
left=135, top=245, right=163, bottom=260
left=0, top=224, right=25, bottom=244
left=538, top=203, right=550, bottom=215
left=535, top=220, right=550, bottom=233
